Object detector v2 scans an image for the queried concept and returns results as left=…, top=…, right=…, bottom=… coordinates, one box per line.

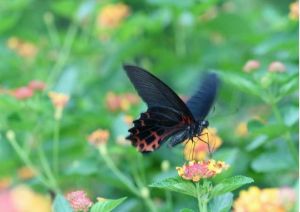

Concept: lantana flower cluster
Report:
left=97, top=3, right=130, bottom=29
left=7, top=37, right=38, bottom=58
left=184, top=128, right=222, bottom=161
left=0, top=80, right=46, bottom=100
left=176, top=160, right=229, bottom=182
left=66, top=190, right=93, bottom=212
left=105, top=92, right=139, bottom=112
left=234, top=186, right=296, bottom=212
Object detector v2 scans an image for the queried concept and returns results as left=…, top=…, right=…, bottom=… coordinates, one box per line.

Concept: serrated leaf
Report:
left=211, top=176, right=254, bottom=198
left=208, top=192, right=233, bottom=212
left=52, top=194, right=73, bottom=212
left=149, top=176, right=197, bottom=197
left=90, top=197, right=127, bottom=212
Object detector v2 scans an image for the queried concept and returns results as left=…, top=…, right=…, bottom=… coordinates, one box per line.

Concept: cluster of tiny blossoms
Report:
left=243, top=59, right=286, bottom=73
left=97, top=3, right=130, bottom=29
left=184, top=128, right=222, bottom=161
left=48, top=92, right=70, bottom=120
left=234, top=186, right=296, bottom=212
left=66, top=190, right=93, bottom=212
left=105, top=92, right=139, bottom=112
left=176, top=160, right=229, bottom=182
left=6, top=37, right=38, bottom=59
left=0, top=80, right=46, bottom=100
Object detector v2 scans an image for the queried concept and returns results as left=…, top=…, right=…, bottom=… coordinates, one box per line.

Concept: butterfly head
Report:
left=200, top=120, right=209, bottom=128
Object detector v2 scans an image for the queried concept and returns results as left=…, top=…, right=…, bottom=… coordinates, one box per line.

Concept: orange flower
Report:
left=235, top=122, right=248, bottom=137
left=289, top=1, right=299, bottom=20
left=243, top=60, right=260, bottom=73
left=176, top=160, right=229, bottom=182
left=184, top=128, right=222, bottom=161
left=0, top=177, right=12, bottom=190
left=268, top=61, right=286, bottom=73
left=7, top=37, right=38, bottom=59
left=48, top=92, right=69, bottom=120
left=87, top=129, right=109, bottom=147
left=234, top=186, right=296, bottom=212
left=48, top=92, right=69, bottom=109
left=17, top=166, right=36, bottom=180
left=97, top=3, right=130, bottom=28
left=105, top=92, right=139, bottom=112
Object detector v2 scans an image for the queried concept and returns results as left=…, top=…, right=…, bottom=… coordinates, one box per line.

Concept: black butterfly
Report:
left=124, top=65, right=219, bottom=153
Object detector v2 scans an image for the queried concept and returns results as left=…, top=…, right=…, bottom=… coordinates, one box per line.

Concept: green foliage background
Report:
left=0, top=0, right=298, bottom=211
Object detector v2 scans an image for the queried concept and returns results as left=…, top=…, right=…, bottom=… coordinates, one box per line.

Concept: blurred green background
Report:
left=0, top=0, right=298, bottom=211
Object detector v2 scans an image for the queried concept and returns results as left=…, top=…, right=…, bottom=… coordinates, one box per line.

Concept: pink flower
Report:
left=243, top=60, right=260, bottom=73
left=66, top=190, right=93, bottom=212
left=12, top=87, right=33, bottom=100
left=176, top=160, right=229, bottom=182
left=268, top=61, right=286, bottom=73
left=28, top=80, right=46, bottom=91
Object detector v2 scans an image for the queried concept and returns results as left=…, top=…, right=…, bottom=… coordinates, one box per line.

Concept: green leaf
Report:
left=251, top=150, right=295, bottom=172
left=211, top=176, right=254, bottom=198
left=180, top=208, right=195, bottom=212
left=90, top=197, right=127, bottom=212
left=52, top=194, right=73, bottom=212
left=208, top=192, right=233, bottom=212
left=149, top=176, right=197, bottom=197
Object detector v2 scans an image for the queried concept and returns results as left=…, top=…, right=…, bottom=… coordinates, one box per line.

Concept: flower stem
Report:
left=6, top=132, right=52, bottom=189
left=196, top=182, right=208, bottom=212
left=99, top=146, right=156, bottom=211
left=271, top=104, right=298, bottom=165
left=53, top=119, right=60, bottom=175
left=37, top=145, right=59, bottom=192
left=98, top=146, right=139, bottom=196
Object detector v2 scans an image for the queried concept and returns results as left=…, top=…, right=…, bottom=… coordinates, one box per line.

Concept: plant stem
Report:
left=37, top=146, right=59, bottom=192
left=99, top=146, right=156, bottom=212
left=53, top=119, right=60, bottom=175
left=196, top=182, right=208, bottom=212
left=98, top=146, right=140, bottom=196
left=271, top=104, right=298, bottom=165
left=6, top=133, right=51, bottom=189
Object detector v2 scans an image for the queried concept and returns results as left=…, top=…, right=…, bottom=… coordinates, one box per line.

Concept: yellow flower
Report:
left=234, top=186, right=296, bottom=212
left=17, top=166, right=36, bottom=180
left=235, top=122, right=248, bottom=137
left=10, top=185, right=51, bottom=212
left=48, top=92, right=70, bottom=120
left=7, top=37, right=38, bottom=58
left=184, top=128, right=222, bottom=161
left=48, top=92, right=70, bottom=109
left=176, top=160, right=229, bottom=182
left=289, top=1, right=299, bottom=20
left=87, top=129, right=110, bottom=147
left=97, top=3, right=130, bottom=28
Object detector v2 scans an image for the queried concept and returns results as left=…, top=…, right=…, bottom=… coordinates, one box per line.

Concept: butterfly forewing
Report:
left=123, top=65, right=195, bottom=120
left=186, top=73, right=219, bottom=120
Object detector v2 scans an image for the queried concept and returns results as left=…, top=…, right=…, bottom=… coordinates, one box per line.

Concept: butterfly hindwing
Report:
left=127, top=107, right=191, bottom=153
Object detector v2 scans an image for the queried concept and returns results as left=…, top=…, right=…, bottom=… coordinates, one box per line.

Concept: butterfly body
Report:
left=124, top=65, right=219, bottom=153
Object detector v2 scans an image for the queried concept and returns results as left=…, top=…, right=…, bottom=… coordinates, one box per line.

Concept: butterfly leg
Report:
left=188, top=138, right=196, bottom=161
left=198, top=132, right=213, bottom=158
